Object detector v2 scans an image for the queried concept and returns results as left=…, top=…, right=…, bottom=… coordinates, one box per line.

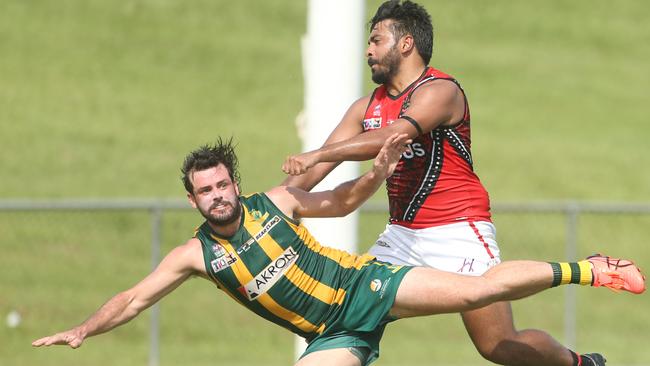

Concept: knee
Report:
left=473, top=330, right=546, bottom=366
left=477, top=347, right=510, bottom=365
left=474, top=339, right=510, bottom=365
left=462, top=287, right=499, bottom=312
left=471, top=329, right=522, bottom=365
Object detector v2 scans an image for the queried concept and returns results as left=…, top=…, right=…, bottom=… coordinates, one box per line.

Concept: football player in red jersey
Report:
left=283, top=1, right=610, bottom=366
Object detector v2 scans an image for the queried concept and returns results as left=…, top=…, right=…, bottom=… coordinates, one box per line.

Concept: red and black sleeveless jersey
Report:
left=363, top=67, right=491, bottom=228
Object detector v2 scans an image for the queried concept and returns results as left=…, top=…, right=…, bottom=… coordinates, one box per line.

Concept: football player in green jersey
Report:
left=33, top=134, right=645, bottom=366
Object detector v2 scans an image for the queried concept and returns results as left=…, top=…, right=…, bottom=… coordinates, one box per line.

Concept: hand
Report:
left=373, top=133, right=411, bottom=178
left=282, top=151, right=319, bottom=176
left=32, top=328, right=85, bottom=349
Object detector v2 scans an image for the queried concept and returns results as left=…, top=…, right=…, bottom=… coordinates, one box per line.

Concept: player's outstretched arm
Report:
left=282, top=123, right=400, bottom=176
left=32, top=240, right=203, bottom=349
left=271, top=133, right=410, bottom=219
left=281, top=96, right=369, bottom=191
left=282, top=80, right=464, bottom=176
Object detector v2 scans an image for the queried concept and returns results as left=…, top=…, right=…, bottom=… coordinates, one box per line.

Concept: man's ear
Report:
left=235, top=183, right=240, bottom=196
left=187, top=192, right=198, bottom=209
left=400, top=34, right=415, bottom=54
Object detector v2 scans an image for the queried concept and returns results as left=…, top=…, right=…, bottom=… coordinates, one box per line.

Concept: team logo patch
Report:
left=363, top=117, right=382, bottom=130
left=241, top=246, right=298, bottom=301
left=211, top=243, right=226, bottom=257
left=250, top=209, right=266, bottom=221
left=369, top=279, right=382, bottom=292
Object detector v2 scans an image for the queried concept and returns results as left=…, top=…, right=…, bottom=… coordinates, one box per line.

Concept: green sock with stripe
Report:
left=548, top=260, right=593, bottom=287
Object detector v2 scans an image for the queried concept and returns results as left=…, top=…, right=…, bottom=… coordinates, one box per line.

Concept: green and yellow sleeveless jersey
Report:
left=195, top=192, right=377, bottom=340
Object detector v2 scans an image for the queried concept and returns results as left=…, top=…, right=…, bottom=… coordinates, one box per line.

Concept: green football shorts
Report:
left=301, top=260, right=413, bottom=365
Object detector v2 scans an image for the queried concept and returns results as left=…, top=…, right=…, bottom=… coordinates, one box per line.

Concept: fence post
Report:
left=564, top=202, right=579, bottom=350
left=149, top=206, right=163, bottom=366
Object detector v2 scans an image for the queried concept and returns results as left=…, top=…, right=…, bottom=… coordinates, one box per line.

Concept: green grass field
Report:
left=1, top=0, right=649, bottom=365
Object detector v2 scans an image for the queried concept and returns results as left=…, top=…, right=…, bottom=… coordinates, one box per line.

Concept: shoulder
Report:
left=264, top=186, right=301, bottom=218
left=166, top=238, right=206, bottom=273
left=346, top=95, right=373, bottom=115
left=265, top=185, right=289, bottom=201
left=354, top=95, right=372, bottom=106
left=427, top=67, right=456, bottom=80
left=410, top=78, right=464, bottom=105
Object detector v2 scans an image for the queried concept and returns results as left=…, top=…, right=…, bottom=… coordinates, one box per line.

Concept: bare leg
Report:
left=461, top=302, right=574, bottom=366
left=391, top=256, right=643, bottom=365
left=295, top=348, right=363, bottom=366
left=390, top=261, right=553, bottom=318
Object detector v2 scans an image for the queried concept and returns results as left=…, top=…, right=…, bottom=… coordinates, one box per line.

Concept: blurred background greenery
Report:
left=1, top=0, right=648, bottom=365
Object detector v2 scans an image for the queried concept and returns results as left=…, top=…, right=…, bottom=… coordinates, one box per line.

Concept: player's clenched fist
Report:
left=282, top=151, right=320, bottom=175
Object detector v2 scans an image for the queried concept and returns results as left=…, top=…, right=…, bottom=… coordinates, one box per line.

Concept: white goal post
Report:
left=295, top=0, right=366, bottom=359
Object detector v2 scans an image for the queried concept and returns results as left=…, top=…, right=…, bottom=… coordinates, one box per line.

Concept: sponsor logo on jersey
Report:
left=254, top=215, right=281, bottom=242
left=402, top=142, right=426, bottom=159
left=211, top=253, right=237, bottom=273
left=236, top=237, right=255, bottom=255
left=363, top=117, right=382, bottom=130
left=372, top=104, right=381, bottom=117
left=241, top=246, right=298, bottom=301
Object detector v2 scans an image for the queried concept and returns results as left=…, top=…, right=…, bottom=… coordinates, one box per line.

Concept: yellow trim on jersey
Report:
left=284, top=263, right=347, bottom=306
left=213, top=236, right=321, bottom=334
left=559, top=262, right=572, bottom=285
left=285, top=220, right=374, bottom=270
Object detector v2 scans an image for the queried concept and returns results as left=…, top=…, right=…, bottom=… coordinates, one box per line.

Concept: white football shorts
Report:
left=368, top=221, right=501, bottom=276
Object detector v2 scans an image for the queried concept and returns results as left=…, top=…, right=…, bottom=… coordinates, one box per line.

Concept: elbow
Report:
left=117, top=291, right=143, bottom=319
left=329, top=189, right=360, bottom=217
left=329, top=201, right=355, bottom=217
left=118, top=290, right=137, bottom=307
left=339, top=202, right=356, bottom=217
left=338, top=193, right=365, bottom=216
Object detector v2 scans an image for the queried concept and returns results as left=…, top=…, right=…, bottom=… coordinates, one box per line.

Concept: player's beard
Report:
left=368, top=44, right=401, bottom=85
left=199, top=199, right=242, bottom=226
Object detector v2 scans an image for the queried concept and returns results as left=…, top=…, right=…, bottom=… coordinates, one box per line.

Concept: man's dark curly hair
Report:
left=370, top=0, right=433, bottom=64
left=181, top=137, right=240, bottom=194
